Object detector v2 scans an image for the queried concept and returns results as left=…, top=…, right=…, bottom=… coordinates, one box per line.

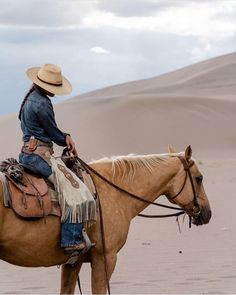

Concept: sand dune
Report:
left=0, top=52, right=236, bottom=294
left=72, top=51, right=236, bottom=101
left=1, top=52, right=236, bottom=160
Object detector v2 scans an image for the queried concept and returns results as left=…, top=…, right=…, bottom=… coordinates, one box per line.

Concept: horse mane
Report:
left=91, top=153, right=180, bottom=182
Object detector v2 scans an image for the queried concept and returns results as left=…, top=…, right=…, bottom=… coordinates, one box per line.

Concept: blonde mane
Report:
left=91, top=153, right=180, bottom=182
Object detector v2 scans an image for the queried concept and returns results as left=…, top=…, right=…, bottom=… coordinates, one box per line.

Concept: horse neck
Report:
left=92, top=156, right=180, bottom=218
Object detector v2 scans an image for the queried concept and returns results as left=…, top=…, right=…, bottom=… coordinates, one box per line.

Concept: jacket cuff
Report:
left=63, top=133, right=70, bottom=145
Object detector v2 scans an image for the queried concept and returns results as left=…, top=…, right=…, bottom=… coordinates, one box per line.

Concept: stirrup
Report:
left=81, top=228, right=96, bottom=253
left=64, top=242, right=86, bottom=255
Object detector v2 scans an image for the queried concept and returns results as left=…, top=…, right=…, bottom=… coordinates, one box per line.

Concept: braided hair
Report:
left=18, top=84, right=35, bottom=120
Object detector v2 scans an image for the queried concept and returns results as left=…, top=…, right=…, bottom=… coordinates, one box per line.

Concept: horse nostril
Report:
left=206, top=209, right=212, bottom=223
left=199, top=207, right=212, bottom=224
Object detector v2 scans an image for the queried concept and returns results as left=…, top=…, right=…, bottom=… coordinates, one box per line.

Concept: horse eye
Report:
left=195, top=175, right=203, bottom=183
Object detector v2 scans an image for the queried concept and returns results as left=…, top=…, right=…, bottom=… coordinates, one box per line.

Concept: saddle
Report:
left=0, top=156, right=96, bottom=220
left=6, top=172, right=52, bottom=218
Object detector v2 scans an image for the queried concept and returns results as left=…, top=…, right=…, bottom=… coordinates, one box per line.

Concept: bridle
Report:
left=167, top=155, right=201, bottom=218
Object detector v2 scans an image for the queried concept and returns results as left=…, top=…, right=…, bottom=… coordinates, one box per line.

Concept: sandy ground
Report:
left=0, top=52, right=236, bottom=294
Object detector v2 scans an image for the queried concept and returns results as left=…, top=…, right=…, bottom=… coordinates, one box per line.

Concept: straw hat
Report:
left=26, top=64, right=72, bottom=95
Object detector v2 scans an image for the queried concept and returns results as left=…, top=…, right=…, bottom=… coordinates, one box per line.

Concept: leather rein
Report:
left=77, top=155, right=199, bottom=219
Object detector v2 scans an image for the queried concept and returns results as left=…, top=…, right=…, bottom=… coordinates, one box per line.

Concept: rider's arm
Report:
left=36, top=99, right=69, bottom=146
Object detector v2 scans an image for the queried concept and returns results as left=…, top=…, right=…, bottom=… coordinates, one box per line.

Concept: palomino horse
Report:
left=0, top=146, right=211, bottom=294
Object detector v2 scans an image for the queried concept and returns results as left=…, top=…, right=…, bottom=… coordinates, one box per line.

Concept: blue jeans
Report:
left=61, top=221, right=83, bottom=247
left=19, top=153, right=52, bottom=179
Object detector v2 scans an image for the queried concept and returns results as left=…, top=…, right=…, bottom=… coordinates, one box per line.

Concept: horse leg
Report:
left=60, top=262, right=83, bottom=295
left=91, top=253, right=117, bottom=294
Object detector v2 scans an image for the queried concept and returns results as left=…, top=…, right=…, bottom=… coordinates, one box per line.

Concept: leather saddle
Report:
left=7, top=172, right=53, bottom=218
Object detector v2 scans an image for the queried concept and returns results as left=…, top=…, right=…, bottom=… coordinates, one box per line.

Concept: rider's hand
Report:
left=65, top=135, right=78, bottom=157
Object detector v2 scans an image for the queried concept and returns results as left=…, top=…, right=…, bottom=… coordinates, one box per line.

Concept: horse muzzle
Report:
left=191, top=205, right=212, bottom=226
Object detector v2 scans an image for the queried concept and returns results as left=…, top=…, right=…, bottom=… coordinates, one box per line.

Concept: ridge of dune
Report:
left=137, top=62, right=236, bottom=98
left=70, top=51, right=236, bottom=101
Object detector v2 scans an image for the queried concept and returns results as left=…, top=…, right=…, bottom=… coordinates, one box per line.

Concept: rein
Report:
left=77, top=157, right=185, bottom=216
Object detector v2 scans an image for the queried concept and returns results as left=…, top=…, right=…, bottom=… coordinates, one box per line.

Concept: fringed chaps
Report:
left=50, top=158, right=97, bottom=227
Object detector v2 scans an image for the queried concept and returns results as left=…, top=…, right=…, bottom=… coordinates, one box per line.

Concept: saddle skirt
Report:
left=6, top=172, right=55, bottom=218
left=0, top=158, right=97, bottom=220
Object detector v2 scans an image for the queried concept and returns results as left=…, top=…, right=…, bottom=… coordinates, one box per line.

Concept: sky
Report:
left=1, top=0, right=236, bottom=115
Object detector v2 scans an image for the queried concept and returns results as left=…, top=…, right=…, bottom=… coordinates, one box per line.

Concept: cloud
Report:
left=90, top=46, right=110, bottom=54
left=190, top=43, right=212, bottom=62
left=0, top=0, right=187, bottom=28
left=97, top=0, right=185, bottom=17
left=82, top=2, right=236, bottom=40
left=98, top=0, right=236, bottom=19
left=0, top=0, right=94, bottom=27
left=0, top=0, right=236, bottom=41
left=1, top=0, right=236, bottom=115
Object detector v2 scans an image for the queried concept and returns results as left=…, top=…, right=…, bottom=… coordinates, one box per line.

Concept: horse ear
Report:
left=168, top=144, right=176, bottom=153
left=185, top=145, right=192, bottom=161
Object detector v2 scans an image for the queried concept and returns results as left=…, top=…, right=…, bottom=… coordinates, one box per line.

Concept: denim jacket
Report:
left=20, top=88, right=68, bottom=146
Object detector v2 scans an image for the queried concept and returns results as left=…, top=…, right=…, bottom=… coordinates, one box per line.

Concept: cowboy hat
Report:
left=26, top=64, right=72, bottom=95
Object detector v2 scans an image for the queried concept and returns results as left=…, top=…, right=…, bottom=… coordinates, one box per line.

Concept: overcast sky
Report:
left=1, top=0, right=236, bottom=115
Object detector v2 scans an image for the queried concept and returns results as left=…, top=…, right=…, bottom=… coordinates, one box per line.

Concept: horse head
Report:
left=166, top=145, right=212, bottom=226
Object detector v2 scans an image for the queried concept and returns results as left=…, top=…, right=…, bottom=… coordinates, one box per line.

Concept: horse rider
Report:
left=18, top=63, right=96, bottom=254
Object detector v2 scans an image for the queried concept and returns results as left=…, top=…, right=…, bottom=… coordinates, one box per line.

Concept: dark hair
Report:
left=18, top=84, right=35, bottom=120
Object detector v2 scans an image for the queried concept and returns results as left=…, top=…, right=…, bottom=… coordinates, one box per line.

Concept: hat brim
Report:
left=26, top=67, right=72, bottom=96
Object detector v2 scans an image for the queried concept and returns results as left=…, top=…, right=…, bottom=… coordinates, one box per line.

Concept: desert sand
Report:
left=0, top=52, right=235, bottom=294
